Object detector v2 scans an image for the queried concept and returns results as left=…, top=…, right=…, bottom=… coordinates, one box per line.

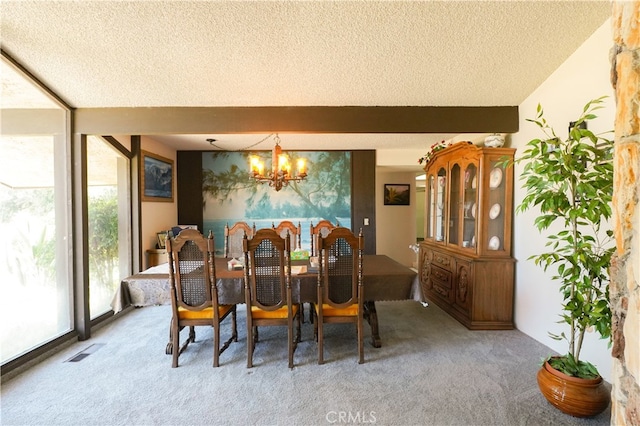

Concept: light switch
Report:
left=364, top=218, right=370, bottom=226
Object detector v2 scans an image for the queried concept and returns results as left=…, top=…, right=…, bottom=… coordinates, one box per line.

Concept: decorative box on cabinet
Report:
left=419, top=142, right=516, bottom=330
left=146, top=249, right=167, bottom=269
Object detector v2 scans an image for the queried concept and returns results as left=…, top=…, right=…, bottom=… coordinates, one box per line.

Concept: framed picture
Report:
left=156, top=231, right=168, bottom=249
left=384, top=183, right=410, bottom=206
left=141, top=150, right=174, bottom=202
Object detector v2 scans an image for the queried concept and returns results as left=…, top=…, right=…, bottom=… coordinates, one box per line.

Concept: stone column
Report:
left=611, top=1, right=640, bottom=425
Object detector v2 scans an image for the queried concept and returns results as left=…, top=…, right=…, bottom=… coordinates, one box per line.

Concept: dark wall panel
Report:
left=351, top=151, right=376, bottom=254
left=176, top=151, right=203, bottom=229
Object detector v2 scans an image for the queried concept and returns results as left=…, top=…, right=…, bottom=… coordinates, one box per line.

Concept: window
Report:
left=87, top=136, right=131, bottom=318
left=0, top=58, right=71, bottom=363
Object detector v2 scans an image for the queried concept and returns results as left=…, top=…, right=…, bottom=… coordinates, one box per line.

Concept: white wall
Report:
left=511, top=20, right=615, bottom=382
left=375, top=169, right=418, bottom=267
left=140, top=136, right=177, bottom=267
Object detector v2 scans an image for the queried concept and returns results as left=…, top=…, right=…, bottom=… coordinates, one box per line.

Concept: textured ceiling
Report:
left=1, top=0, right=611, bottom=153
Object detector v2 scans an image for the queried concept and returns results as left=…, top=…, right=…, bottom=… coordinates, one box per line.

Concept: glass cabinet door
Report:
left=486, top=159, right=506, bottom=252
left=435, top=168, right=446, bottom=242
left=462, top=164, right=477, bottom=249
left=448, top=164, right=460, bottom=246
left=426, top=175, right=436, bottom=239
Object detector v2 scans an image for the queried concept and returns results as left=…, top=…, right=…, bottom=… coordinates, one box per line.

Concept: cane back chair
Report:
left=224, top=221, right=256, bottom=258
left=309, top=219, right=339, bottom=256
left=314, top=227, right=365, bottom=364
left=305, top=220, right=339, bottom=323
left=273, top=219, right=307, bottom=320
left=166, top=229, right=237, bottom=367
left=272, top=220, right=302, bottom=251
left=243, top=228, right=301, bottom=368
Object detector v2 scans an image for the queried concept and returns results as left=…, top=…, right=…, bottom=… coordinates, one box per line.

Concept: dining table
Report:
left=112, top=254, right=421, bottom=348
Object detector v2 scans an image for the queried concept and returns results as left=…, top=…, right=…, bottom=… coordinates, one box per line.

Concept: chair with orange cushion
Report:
left=273, top=220, right=305, bottom=320
left=309, top=219, right=338, bottom=256
left=314, top=227, right=365, bottom=364
left=305, top=219, right=339, bottom=323
left=224, top=221, right=256, bottom=258
left=272, top=220, right=302, bottom=251
left=166, top=229, right=237, bottom=367
left=243, top=228, right=301, bottom=368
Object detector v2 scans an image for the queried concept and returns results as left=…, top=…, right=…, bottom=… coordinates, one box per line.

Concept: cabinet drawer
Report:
left=431, top=265, right=452, bottom=285
left=430, top=265, right=453, bottom=301
left=431, top=252, right=453, bottom=271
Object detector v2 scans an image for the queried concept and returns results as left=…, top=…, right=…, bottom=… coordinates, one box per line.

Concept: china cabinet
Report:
left=419, top=142, right=515, bottom=329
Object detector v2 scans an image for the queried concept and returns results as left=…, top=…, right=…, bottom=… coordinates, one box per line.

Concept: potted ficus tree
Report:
left=512, top=96, right=614, bottom=417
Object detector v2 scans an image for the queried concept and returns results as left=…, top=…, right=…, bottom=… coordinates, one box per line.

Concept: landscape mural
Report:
left=202, top=151, right=351, bottom=256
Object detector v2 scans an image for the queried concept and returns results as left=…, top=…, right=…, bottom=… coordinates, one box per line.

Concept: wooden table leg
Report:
left=363, top=301, right=381, bottom=348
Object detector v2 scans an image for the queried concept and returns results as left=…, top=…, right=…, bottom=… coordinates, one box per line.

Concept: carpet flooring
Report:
left=1, top=301, right=611, bottom=425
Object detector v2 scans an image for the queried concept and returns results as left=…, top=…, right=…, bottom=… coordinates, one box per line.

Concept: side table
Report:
left=146, top=248, right=167, bottom=269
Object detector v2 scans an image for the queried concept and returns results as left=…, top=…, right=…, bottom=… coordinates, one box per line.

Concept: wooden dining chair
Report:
left=224, top=221, right=256, bottom=258
left=272, top=220, right=302, bottom=251
left=304, top=220, right=338, bottom=323
left=274, top=219, right=309, bottom=321
left=243, top=228, right=301, bottom=368
left=166, top=229, right=238, bottom=368
left=314, top=227, right=365, bottom=364
left=309, top=219, right=339, bottom=256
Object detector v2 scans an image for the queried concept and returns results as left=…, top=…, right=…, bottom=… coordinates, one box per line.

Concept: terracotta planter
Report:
left=536, top=359, right=610, bottom=418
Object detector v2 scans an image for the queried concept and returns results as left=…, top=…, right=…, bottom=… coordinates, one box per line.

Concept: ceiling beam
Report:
left=1, top=109, right=67, bottom=134
left=74, top=106, right=518, bottom=135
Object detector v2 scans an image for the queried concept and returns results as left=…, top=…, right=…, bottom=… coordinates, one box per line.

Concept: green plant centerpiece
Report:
left=513, top=96, right=614, bottom=382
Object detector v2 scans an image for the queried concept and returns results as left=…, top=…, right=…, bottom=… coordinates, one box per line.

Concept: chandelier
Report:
left=249, top=134, right=307, bottom=191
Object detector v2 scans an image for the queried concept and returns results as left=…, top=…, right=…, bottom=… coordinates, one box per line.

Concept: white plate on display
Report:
left=471, top=203, right=477, bottom=219
left=489, top=167, right=503, bottom=188
left=488, top=236, right=500, bottom=250
left=489, top=203, right=501, bottom=219
left=471, top=176, right=477, bottom=189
